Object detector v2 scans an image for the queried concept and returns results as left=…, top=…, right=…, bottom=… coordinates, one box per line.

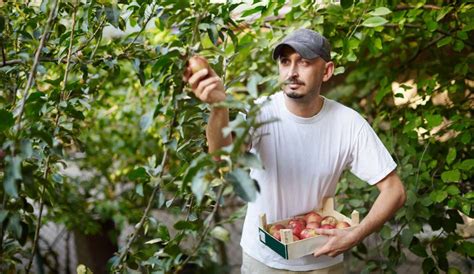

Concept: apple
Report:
left=188, top=55, right=210, bottom=74
left=304, top=212, right=323, bottom=224
left=288, top=219, right=305, bottom=237
left=306, top=222, right=321, bottom=229
left=293, top=234, right=301, bottom=241
left=321, top=216, right=338, bottom=227
left=320, top=224, right=335, bottom=229
left=336, top=221, right=351, bottom=229
left=272, top=231, right=281, bottom=241
left=268, top=224, right=286, bottom=235
left=300, top=228, right=318, bottom=239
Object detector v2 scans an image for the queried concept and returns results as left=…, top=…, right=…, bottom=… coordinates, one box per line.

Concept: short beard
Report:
left=285, top=91, right=305, bottom=99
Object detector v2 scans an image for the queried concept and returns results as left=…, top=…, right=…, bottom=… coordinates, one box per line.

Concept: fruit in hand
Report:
left=336, top=221, right=351, bottom=229
left=304, top=212, right=323, bottom=224
left=300, top=228, right=318, bottom=239
left=188, top=55, right=210, bottom=74
left=268, top=224, right=286, bottom=235
left=321, top=216, right=338, bottom=227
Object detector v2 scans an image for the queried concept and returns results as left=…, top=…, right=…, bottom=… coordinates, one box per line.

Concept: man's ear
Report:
left=322, top=61, right=334, bottom=82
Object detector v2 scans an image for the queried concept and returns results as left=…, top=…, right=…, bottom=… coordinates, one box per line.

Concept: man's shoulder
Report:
left=324, top=98, right=367, bottom=125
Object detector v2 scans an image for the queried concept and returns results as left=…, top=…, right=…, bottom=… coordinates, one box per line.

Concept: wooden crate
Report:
left=258, top=197, right=360, bottom=260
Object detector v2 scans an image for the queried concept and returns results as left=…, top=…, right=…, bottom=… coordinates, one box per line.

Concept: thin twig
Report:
left=25, top=156, right=50, bottom=274
left=71, top=17, right=106, bottom=57
left=173, top=184, right=225, bottom=274
left=114, top=86, right=181, bottom=270
left=14, top=0, right=59, bottom=133
left=123, top=1, right=158, bottom=53
left=1, top=39, right=6, bottom=66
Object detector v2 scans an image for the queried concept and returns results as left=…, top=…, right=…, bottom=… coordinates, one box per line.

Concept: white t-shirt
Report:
left=240, top=91, right=397, bottom=271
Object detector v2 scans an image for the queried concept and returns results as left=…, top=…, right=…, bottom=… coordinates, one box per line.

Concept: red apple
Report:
left=304, top=212, right=323, bottom=224
left=306, top=222, right=321, bottom=229
left=320, top=224, right=335, bottom=229
left=321, top=216, right=338, bottom=227
left=300, top=228, right=318, bottom=239
left=288, top=219, right=305, bottom=237
left=293, top=234, right=301, bottom=241
left=268, top=224, right=286, bottom=235
left=336, top=221, right=351, bottom=229
left=272, top=231, right=281, bottom=241
left=188, top=55, right=210, bottom=74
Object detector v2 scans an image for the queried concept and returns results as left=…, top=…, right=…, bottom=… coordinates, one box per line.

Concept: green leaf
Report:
left=441, top=169, right=460, bottom=183
left=369, top=7, right=392, bottom=16
left=430, top=190, right=447, bottom=203
left=210, top=226, right=230, bottom=242
left=0, top=109, right=14, bottom=132
left=425, top=114, right=442, bottom=128
left=437, top=36, right=452, bottom=48
left=140, top=111, right=154, bottom=132
left=459, top=159, right=474, bottom=171
left=333, top=66, right=345, bottom=75
left=422, top=257, right=435, bottom=273
left=426, top=20, right=438, bottom=32
left=241, top=5, right=264, bottom=17
left=380, top=225, right=392, bottom=239
left=128, top=167, right=149, bottom=180
left=446, top=148, right=457, bottom=165
left=436, top=7, right=453, bottom=21
left=174, top=220, right=198, bottom=231
left=340, top=0, right=353, bottom=9
left=362, top=16, right=388, bottom=28
left=4, top=156, right=21, bottom=198
left=445, top=185, right=460, bottom=196
left=191, top=171, right=210, bottom=203
left=447, top=267, right=462, bottom=274
left=410, top=237, right=428, bottom=257
left=401, top=229, right=414, bottom=246
left=226, top=168, right=257, bottom=202
left=136, top=184, right=144, bottom=197
left=406, top=190, right=417, bottom=206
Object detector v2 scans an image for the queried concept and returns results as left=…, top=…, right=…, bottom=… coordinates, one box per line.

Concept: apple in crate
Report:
left=304, top=212, right=323, bottom=224
left=268, top=224, right=286, bottom=235
left=300, top=228, right=318, bottom=239
left=288, top=218, right=306, bottom=237
left=272, top=230, right=282, bottom=241
left=321, top=216, right=338, bottom=227
left=306, top=222, right=321, bottom=229
left=336, top=221, right=351, bottom=229
left=320, top=224, right=335, bottom=229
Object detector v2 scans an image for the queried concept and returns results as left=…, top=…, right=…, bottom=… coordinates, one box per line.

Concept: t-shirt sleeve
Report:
left=347, top=120, right=397, bottom=185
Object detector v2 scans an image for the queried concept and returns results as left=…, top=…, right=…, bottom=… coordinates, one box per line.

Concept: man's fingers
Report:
left=315, top=228, right=336, bottom=236
left=188, top=69, right=209, bottom=87
left=199, top=83, right=218, bottom=101
left=313, top=245, right=330, bottom=257
left=195, top=77, right=220, bottom=97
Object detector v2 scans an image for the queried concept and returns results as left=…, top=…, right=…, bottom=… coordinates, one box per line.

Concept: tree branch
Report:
left=14, top=0, right=59, bottom=134
left=173, top=184, right=225, bottom=274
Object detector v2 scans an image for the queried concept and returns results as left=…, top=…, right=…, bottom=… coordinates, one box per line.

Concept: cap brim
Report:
left=272, top=42, right=320, bottom=60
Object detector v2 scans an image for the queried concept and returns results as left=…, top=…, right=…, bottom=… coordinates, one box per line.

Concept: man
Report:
left=185, top=29, right=406, bottom=273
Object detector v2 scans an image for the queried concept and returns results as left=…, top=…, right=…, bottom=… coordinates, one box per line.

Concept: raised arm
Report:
left=313, top=171, right=406, bottom=257
left=184, top=56, right=232, bottom=153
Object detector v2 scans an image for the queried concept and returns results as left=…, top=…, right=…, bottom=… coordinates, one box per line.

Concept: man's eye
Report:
left=280, top=59, right=290, bottom=65
left=299, top=60, right=309, bottom=66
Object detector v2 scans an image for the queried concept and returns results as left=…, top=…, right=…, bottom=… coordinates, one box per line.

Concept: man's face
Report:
left=278, top=46, right=331, bottom=100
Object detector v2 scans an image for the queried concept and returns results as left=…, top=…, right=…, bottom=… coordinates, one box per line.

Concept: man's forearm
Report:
left=351, top=172, right=406, bottom=244
left=206, top=107, right=232, bottom=153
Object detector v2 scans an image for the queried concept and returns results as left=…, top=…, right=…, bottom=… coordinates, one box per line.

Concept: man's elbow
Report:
left=397, top=179, right=407, bottom=209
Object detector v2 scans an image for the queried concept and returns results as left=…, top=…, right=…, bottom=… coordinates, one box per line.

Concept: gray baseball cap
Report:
left=272, top=28, right=331, bottom=62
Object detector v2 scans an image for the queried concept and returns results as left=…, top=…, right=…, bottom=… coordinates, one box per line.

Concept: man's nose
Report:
left=288, top=63, right=298, bottom=78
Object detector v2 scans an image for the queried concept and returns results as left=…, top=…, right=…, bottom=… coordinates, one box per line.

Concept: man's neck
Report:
left=284, top=93, right=324, bottom=118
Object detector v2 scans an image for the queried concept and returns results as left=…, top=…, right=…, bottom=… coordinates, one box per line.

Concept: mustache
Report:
left=283, top=78, right=305, bottom=85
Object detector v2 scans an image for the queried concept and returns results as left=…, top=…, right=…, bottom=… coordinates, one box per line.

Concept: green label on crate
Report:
left=259, top=228, right=288, bottom=259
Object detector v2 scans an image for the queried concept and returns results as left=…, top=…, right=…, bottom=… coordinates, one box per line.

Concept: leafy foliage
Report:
left=0, top=0, right=472, bottom=273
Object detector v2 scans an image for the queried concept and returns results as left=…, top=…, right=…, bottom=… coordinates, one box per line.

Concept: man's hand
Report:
left=183, top=59, right=226, bottom=104
left=312, top=228, right=359, bottom=258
